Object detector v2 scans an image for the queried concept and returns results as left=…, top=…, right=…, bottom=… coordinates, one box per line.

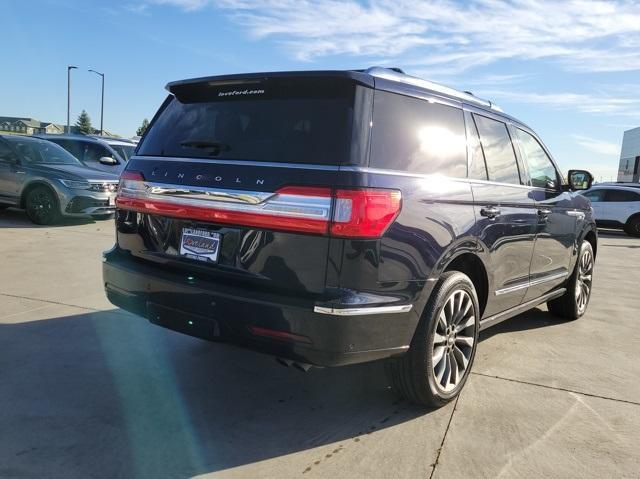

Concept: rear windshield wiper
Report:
left=180, top=139, right=231, bottom=154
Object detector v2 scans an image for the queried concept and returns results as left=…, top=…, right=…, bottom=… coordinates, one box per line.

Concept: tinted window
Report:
left=514, top=128, right=558, bottom=189
left=465, top=111, right=487, bottom=180
left=473, top=114, right=521, bottom=185
left=139, top=77, right=361, bottom=165
left=50, top=139, right=83, bottom=160
left=606, top=189, right=640, bottom=202
left=582, top=190, right=605, bottom=202
left=370, top=91, right=467, bottom=177
left=0, top=141, right=15, bottom=162
left=83, top=143, right=112, bottom=163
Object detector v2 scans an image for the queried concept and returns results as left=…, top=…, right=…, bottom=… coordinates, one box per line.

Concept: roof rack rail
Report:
left=364, top=66, right=502, bottom=112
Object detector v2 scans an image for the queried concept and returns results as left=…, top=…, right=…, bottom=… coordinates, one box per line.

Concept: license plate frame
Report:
left=179, top=227, right=221, bottom=263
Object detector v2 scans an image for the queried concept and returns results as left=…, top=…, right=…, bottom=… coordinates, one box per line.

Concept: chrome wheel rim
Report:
left=575, top=248, right=593, bottom=314
left=431, top=289, right=476, bottom=393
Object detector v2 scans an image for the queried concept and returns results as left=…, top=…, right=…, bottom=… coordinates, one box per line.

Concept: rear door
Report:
left=467, top=112, right=537, bottom=316
left=604, top=188, right=640, bottom=224
left=512, top=127, right=575, bottom=301
left=116, top=75, right=372, bottom=296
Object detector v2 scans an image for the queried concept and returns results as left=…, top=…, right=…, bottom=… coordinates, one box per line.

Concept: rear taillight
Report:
left=116, top=173, right=401, bottom=238
left=331, top=188, right=402, bottom=238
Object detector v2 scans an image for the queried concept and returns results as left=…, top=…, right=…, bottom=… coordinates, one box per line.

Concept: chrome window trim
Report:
left=314, top=304, right=413, bottom=316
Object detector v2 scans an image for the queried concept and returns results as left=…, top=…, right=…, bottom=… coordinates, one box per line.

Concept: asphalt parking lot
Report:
left=1, top=207, right=639, bottom=479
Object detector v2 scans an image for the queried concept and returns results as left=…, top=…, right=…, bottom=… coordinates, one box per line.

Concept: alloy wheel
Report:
left=28, top=190, right=55, bottom=224
left=431, top=289, right=476, bottom=393
left=575, top=248, right=593, bottom=314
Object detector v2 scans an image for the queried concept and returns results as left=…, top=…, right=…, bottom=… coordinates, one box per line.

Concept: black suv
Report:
left=103, top=68, right=597, bottom=407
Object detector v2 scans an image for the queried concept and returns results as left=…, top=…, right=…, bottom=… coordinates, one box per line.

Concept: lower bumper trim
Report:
left=313, top=304, right=413, bottom=316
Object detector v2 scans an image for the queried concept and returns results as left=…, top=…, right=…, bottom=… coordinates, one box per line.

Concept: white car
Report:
left=581, top=185, right=640, bottom=237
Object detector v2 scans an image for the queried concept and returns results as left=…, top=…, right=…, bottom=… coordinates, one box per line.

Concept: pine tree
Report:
left=136, top=118, right=150, bottom=136
left=76, top=110, right=93, bottom=135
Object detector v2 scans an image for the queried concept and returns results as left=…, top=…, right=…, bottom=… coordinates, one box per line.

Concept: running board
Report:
left=479, top=288, right=566, bottom=331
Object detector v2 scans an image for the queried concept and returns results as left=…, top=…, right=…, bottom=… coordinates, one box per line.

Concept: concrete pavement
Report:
left=1, top=207, right=639, bottom=478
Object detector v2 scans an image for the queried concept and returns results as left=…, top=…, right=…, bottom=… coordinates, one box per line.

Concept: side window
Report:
left=464, top=111, right=487, bottom=180
left=0, top=141, right=16, bottom=163
left=514, top=128, right=558, bottom=189
left=55, top=140, right=83, bottom=161
left=84, top=143, right=111, bottom=163
left=582, top=190, right=605, bottom=202
left=370, top=91, right=467, bottom=178
left=473, top=114, right=521, bottom=185
left=606, top=189, right=640, bottom=202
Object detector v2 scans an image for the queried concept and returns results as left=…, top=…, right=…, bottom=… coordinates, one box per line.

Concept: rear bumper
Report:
left=102, top=248, right=418, bottom=367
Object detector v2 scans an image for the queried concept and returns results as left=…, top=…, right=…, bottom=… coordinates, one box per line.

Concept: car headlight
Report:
left=59, top=179, right=91, bottom=190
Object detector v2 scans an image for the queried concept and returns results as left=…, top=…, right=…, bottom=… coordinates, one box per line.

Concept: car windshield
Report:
left=5, top=137, right=83, bottom=166
left=109, top=143, right=135, bottom=161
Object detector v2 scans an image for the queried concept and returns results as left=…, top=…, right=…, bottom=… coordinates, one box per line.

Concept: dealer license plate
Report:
left=179, top=228, right=221, bottom=263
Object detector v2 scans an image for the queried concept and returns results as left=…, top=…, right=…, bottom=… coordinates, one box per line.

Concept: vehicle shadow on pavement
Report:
left=0, top=207, right=102, bottom=228
left=479, top=307, right=569, bottom=341
left=0, top=309, right=429, bottom=479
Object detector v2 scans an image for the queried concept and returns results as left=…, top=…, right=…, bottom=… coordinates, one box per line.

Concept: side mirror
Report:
left=567, top=170, right=593, bottom=191
left=99, top=156, right=118, bottom=166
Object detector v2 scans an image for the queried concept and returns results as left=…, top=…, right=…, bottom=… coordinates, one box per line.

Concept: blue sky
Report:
left=4, top=0, right=640, bottom=180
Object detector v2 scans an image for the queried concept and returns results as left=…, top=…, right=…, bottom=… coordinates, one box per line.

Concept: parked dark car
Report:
left=103, top=68, right=597, bottom=407
left=0, top=135, right=119, bottom=224
left=35, top=134, right=135, bottom=174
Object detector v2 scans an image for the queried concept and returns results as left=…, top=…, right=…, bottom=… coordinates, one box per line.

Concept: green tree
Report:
left=136, top=118, right=150, bottom=136
left=76, top=110, right=93, bottom=135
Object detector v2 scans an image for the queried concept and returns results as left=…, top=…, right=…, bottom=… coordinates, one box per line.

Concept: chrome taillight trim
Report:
left=118, top=181, right=332, bottom=221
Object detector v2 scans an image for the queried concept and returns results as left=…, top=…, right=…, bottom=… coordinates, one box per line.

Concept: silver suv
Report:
left=0, top=135, right=119, bottom=224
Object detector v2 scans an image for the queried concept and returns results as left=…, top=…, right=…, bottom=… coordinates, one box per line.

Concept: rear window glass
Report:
left=370, top=90, right=467, bottom=177
left=606, top=189, right=640, bottom=202
left=139, top=77, right=363, bottom=165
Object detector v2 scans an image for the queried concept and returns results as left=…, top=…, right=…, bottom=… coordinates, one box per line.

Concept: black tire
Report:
left=25, top=185, right=60, bottom=225
left=547, top=240, right=594, bottom=320
left=624, top=216, right=640, bottom=237
left=385, top=271, right=480, bottom=408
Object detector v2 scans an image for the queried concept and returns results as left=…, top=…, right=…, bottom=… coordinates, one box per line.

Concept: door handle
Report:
left=15, top=171, right=26, bottom=175
left=538, top=207, right=552, bottom=218
left=480, top=206, right=501, bottom=219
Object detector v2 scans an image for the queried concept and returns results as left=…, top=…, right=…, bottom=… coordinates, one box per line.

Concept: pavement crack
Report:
left=0, top=292, right=126, bottom=316
left=429, top=394, right=460, bottom=479
left=472, top=372, right=640, bottom=407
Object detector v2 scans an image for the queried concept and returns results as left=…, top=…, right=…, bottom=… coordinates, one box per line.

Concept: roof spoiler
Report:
left=364, top=66, right=502, bottom=112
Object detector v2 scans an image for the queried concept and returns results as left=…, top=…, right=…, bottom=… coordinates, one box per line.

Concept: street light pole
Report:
left=88, top=69, right=105, bottom=135
left=67, top=66, right=77, bottom=134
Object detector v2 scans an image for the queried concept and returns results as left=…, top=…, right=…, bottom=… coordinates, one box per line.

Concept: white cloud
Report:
left=141, top=0, right=640, bottom=73
left=572, top=134, right=621, bottom=156
left=478, top=89, right=640, bottom=118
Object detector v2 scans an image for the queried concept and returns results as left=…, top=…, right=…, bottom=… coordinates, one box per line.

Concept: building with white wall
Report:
left=618, top=127, right=640, bottom=182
